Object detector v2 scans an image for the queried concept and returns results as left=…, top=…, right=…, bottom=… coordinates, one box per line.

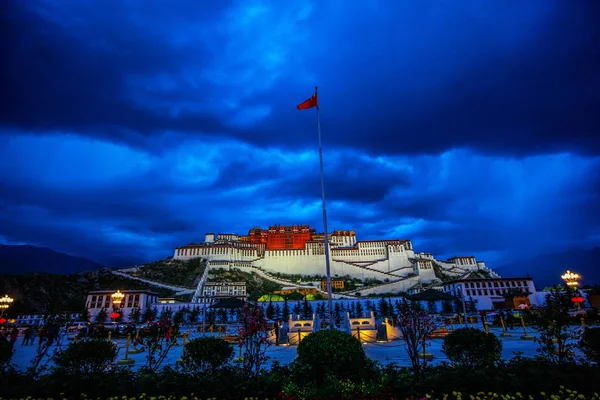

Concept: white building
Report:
left=85, top=289, right=159, bottom=322
left=172, top=225, right=491, bottom=296
left=202, top=282, right=247, bottom=300
left=442, top=277, right=539, bottom=310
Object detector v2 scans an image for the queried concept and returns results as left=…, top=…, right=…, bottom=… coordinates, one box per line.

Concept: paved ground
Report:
left=9, top=325, right=585, bottom=371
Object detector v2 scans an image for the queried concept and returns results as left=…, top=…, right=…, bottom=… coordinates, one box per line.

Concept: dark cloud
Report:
left=0, top=1, right=599, bottom=271
left=2, top=1, right=599, bottom=156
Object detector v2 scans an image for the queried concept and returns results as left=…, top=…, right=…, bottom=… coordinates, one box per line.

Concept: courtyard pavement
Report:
left=8, top=325, right=586, bottom=372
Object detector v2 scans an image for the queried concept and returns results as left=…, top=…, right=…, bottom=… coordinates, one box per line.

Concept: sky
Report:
left=1, top=0, right=599, bottom=271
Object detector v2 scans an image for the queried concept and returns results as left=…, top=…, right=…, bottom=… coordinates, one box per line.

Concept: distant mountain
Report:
left=0, top=244, right=106, bottom=275
left=495, top=247, right=600, bottom=289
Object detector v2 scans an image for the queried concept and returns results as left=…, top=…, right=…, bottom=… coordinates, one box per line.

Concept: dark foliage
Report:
left=579, top=327, right=600, bottom=364
left=181, top=337, right=233, bottom=374
left=442, top=328, right=502, bottom=368
left=291, top=329, right=377, bottom=387
left=52, top=339, right=118, bottom=375
left=0, top=339, right=12, bottom=366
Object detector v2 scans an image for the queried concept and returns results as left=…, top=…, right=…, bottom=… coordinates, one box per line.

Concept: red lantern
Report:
left=110, top=312, right=121, bottom=319
left=571, top=297, right=585, bottom=303
left=0, top=318, right=6, bottom=324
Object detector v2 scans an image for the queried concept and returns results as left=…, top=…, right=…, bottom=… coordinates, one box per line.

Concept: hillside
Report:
left=0, top=269, right=176, bottom=317
left=127, top=258, right=206, bottom=288
left=0, top=244, right=106, bottom=274
left=207, top=268, right=283, bottom=300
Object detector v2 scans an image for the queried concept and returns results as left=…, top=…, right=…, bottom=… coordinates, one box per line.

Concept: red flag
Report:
left=297, top=93, right=318, bottom=110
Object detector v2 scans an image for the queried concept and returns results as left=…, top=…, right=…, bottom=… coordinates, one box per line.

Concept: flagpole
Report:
left=315, top=86, right=335, bottom=329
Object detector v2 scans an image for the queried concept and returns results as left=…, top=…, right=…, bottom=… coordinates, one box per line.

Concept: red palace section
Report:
left=247, top=225, right=315, bottom=250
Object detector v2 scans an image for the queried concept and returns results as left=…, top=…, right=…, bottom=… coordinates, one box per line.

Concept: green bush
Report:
left=0, top=339, right=12, bottom=366
left=442, top=327, right=502, bottom=368
left=180, top=337, right=234, bottom=374
left=52, top=339, right=118, bottom=374
left=580, top=327, right=600, bottom=364
left=292, top=329, right=377, bottom=386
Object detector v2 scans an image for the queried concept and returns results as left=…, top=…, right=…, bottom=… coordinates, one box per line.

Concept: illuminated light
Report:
left=110, top=312, right=121, bottom=319
left=561, top=270, right=581, bottom=287
left=0, top=295, right=14, bottom=309
left=571, top=297, right=585, bottom=303
left=111, top=290, right=125, bottom=306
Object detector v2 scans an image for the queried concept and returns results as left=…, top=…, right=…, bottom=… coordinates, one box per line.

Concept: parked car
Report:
left=65, top=321, right=89, bottom=333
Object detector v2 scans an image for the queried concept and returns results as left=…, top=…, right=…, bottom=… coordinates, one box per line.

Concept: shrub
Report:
left=52, top=339, right=118, bottom=374
left=580, top=327, right=600, bottom=364
left=180, top=337, right=233, bottom=374
left=442, top=328, right=502, bottom=368
left=0, top=339, right=12, bottom=366
left=292, top=329, right=376, bottom=386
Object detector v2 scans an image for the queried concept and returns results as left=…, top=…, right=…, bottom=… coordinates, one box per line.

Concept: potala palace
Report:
left=174, top=225, right=500, bottom=298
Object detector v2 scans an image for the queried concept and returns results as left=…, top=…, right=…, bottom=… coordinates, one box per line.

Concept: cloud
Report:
left=2, top=1, right=599, bottom=155
left=0, top=1, right=599, bottom=271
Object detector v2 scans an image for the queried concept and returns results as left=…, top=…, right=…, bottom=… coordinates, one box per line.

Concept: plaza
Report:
left=7, top=324, right=583, bottom=372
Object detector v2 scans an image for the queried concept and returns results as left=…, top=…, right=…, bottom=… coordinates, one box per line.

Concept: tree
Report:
left=293, top=330, right=375, bottom=387
left=95, top=308, right=108, bottom=324
left=159, top=308, right=173, bottom=321
left=52, top=339, right=118, bottom=375
left=173, top=307, right=187, bottom=326
left=378, top=297, right=390, bottom=316
left=441, top=300, right=453, bottom=314
left=287, top=292, right=305, bottom=301
left=128, top=307, right=141, bottom=324
left=530, top=287, right=579, bottom=363
left=334, top=302, right=342, bottom=325
left=453, top=298, right=463, bottom=315
left=238, top=305, right=271, bottom=378
left=317, top=302, right=327, bottom=319
left=266, top=300, right=275, bottom=320
left=282, top=300, right=290, bottom=320
left=467, top=297, right=478, bottom=313
left=188, top=306, right=200, bottom=324
left=302, top=298, right=312, bottom=318
left=80, top=306, right=91, bottom=323
left=355, top=301, right=364, bottom=317
left=396, top=299, right=437, bottom=372
left=274, top=303, right=281, bottom=319
left=141, top=307, right=154, bottom=323
left=292, top=302, right=301, bottom=316
left=442, top=328, right=502, bottom=368
left=365, top=299, right=375, bottom=313
left=387, top=298, right=396, bottom=318
left=180, top=337, right=233, bottom=375
left=426, top=301, right=437, bottom=315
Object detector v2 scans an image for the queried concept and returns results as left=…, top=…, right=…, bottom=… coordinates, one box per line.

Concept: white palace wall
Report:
left=173, top=231, right=486, bottom=284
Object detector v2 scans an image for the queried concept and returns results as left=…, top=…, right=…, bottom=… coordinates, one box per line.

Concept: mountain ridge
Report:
left=495, top=246, right=600, bottom=289
left=0, top=243, right=107, bottom=274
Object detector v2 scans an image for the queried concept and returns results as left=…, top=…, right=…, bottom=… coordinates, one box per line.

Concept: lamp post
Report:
left=561, top=270, right=580, bottom=288
left=111, top=290, right=125, bottom=322
left=561, top=271, right=583, bottom=311
left=0, top=294, right=14, bottom=317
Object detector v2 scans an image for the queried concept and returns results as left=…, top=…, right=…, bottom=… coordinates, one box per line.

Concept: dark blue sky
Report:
left=1, top=0, right=599, bottom=269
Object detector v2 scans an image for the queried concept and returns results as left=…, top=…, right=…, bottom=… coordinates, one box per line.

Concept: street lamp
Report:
left=0, top=295, right=14, bottom=317
left=111, top=290, right=125, bottom=323
left=561, top=270, right=580, bottom=287
left=111, top=290, right=125, bottom=307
